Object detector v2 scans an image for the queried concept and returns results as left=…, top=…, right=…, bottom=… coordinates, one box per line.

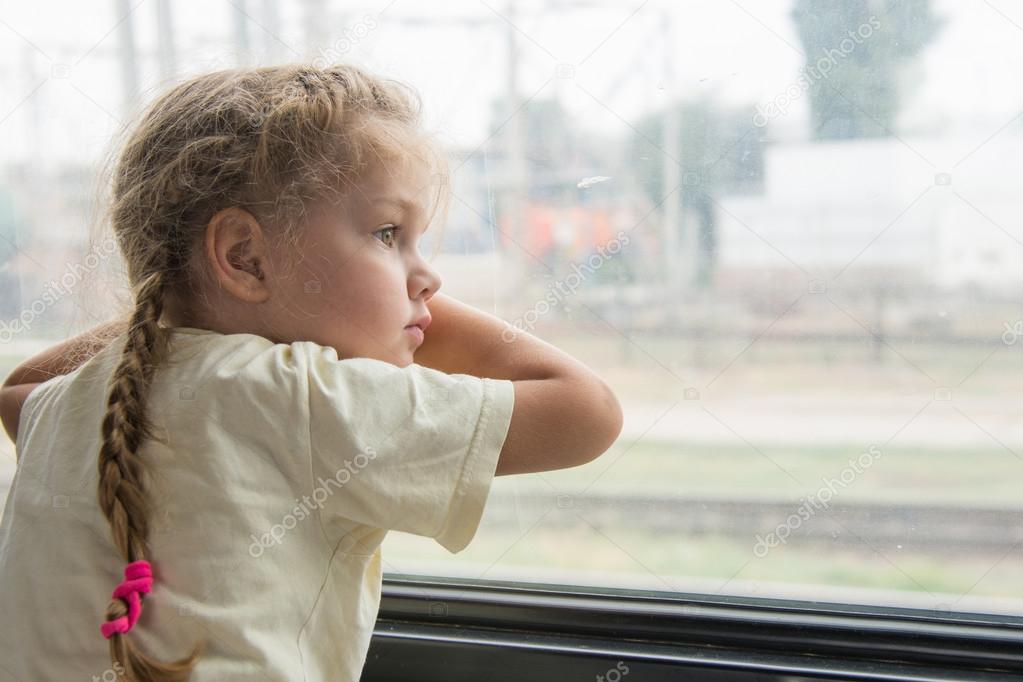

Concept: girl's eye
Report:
left=373, top=224, right=400, bottom=248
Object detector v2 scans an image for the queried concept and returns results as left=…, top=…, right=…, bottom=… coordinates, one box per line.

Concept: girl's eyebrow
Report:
left=371, top=197, right=419, bottom=213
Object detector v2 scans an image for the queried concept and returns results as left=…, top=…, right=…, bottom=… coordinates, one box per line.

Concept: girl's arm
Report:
left=0, top=382, right=43, bottom=444
left=1, top=318, right=129, bottom=388
left=414, top=293, right=623, bottom=475
left=414, top=293, right=590, bottom=382
left=1, top=318, right=129, bottom=444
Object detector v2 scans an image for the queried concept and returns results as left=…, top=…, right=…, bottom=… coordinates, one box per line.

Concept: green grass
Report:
left=519, top=439, right=1023, bottom=508
left=382, top=522, right=1023, bottom=603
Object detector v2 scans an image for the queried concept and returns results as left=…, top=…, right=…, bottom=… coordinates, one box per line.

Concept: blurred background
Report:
left=1, top=0, right=1022, bottom=617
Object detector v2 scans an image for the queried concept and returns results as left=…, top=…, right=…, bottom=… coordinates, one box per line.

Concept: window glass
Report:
left=1, top=0, right=1020, bottom=618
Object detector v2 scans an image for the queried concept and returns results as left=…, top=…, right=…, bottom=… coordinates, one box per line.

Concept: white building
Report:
left=717, top=134, right=1023, bottom=294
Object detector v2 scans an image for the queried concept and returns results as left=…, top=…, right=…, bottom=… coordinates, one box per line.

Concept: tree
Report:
left=630, top=98, right=765, bottom=290
left=791, top=0, right=943, bottom=139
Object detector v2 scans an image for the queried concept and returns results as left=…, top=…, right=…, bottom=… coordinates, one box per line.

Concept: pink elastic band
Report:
left=100, top=560, right=153, bottom=639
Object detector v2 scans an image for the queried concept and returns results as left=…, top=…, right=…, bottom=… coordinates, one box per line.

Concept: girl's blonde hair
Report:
left=94, top=62, right=449, bottom=681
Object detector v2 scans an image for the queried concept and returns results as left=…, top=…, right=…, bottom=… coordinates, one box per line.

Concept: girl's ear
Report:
left=205, top=207, right=272, bottom=302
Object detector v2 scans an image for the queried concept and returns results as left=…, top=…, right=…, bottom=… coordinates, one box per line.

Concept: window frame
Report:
left=363, top=575, right=1023, bottom=681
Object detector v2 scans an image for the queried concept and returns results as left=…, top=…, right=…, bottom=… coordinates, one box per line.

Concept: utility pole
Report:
left=260, top=0, right=284, bottom=64
left=302, top=0, right=329, bottom=61
left=155, top=0, right=178, bottom=83
left=232, top=0, right=252, bottom=66
left=23, top=46, right=43, bottom=174
left=660, top=4, right=683, bottom=305
left=114, top=0, right=140, bottom=121
left=503, top=0, right=530, bottom=291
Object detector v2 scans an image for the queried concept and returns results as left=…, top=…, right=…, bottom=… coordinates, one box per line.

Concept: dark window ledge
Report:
left=362, top=575, right=1023, bottom=681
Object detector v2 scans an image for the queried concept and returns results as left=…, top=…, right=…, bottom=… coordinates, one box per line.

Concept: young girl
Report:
left=0, top=63, right=622, bottom=681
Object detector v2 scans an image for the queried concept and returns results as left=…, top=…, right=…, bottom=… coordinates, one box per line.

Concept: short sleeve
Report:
left=302, top=344, right=515, bottom=553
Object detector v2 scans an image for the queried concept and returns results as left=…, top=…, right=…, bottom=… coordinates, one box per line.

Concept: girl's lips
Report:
left=404, top=325, right=425, bottom=345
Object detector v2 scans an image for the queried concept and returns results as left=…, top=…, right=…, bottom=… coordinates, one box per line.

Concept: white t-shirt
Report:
left=0, top=326, right=515, bottom=681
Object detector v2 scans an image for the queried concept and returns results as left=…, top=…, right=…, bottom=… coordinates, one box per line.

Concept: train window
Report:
left=1, top=0, right=1020, bottom=679
left=377, top=0, right=1023, bottom=622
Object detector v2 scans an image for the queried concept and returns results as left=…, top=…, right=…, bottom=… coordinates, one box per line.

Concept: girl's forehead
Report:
left=345, top=163, right=434, bottom=215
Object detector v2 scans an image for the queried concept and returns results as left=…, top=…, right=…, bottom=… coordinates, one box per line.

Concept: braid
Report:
left=97, top=270, right=203, bottom=680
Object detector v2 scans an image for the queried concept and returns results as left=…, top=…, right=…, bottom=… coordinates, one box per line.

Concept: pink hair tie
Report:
left=100, top=560, right=153, bottom=639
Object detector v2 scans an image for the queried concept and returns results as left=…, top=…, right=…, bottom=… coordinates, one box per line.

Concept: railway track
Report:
left=484, top=492, right=1023, bottom=554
